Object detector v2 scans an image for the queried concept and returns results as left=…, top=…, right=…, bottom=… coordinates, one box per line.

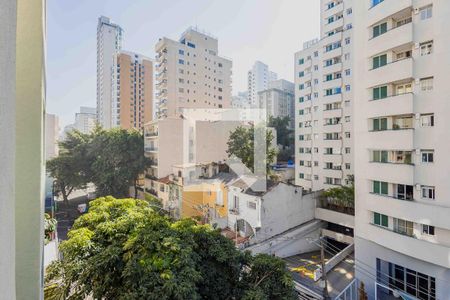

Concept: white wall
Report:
left=0, top=0, right=17, bottom=298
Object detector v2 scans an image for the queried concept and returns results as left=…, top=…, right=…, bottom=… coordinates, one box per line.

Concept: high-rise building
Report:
left=231, top=91, right=250, bottom=109
left=294, top=0, right=354, bottom=192
left=112, top=51, right=153, bottom=130
left=247, top=61, right=278, bottom=108
left=97, top=16, right=123, bottom=129
left=45, top=113, right=60, bottom=160
left=74, top=106, right=96, bottom=134
left=0, top=0, right=46, bottom=298
left=353, top=1, right=450, bottom=298
left=258, top=79, right=295, bottom=127
left=155, top=27, right=232, bottom=119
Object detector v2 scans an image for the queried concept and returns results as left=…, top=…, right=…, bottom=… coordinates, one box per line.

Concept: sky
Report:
left=47, top=0, right=320, bottom=127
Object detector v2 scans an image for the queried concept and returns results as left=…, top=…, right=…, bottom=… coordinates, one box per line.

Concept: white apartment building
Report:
left=74, top=106, right=96, bottom=134
left=45, top=113, right=60, bottom=160
left=295, top=0, right=354, bottom=192
left=155, top=27, right=232, bottom=119
left=231, top=91, right=250, bottom=109
left=353, top=1, right=450, bottom=299
left=97, top=16, right=123, bottom=129
left=247, top=61, right=278, bottom=108
left=258, top=79, right=295, bottom=127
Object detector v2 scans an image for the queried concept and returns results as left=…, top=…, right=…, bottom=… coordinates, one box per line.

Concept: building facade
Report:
left=112, top=51, right=153, bottom=130
left=295, top=0, right=354, bottom=192
left=258, top=79, right=295, bottom=126
left=96, top=16, right=123, bottom=129
left=74, top=106, right=96, bottom=134
left=231, top=91, right=250, bottom=109
left=0, top=0, right=46, bottom=298
left=45, top=113, right=60, bottom=160
left=155, top=27, right=232, bottom=119
left=247, top=61, right=278, bottom=108
left=353, top=0, right=450, bottom=299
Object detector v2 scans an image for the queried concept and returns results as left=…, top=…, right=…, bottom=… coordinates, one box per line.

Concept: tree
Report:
left=226, top=125, right=277, bottom=172
left=321, top=175, right=355, bottom=214
left=268, top=116, right=293, bottom=148
left=46, top=130, right=92, bottom=203
left=46, top=127, right=150, bottom=201
left=45, top=197, right=295, bottom=300
left=88, top=128, right=150, bottom=198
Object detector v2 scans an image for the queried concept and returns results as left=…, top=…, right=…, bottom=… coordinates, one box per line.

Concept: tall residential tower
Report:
left=154, top=27, right=232, bottom=119
left=353, top=0, right=450, bottom=298
left=96, top=16, right=123, bottom=129
left=295, top=0, right=354, bottom=192
left=112, top=51, right=153, bottom=130
left=247, top=61, right=278, bottom=108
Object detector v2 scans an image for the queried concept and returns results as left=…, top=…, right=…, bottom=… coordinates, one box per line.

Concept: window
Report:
left=372, top=22, right=387, bottom=38
left=299, top=58, right=304, bottom=65
left=299, top=84, right=305, bottom=90
left=422, top=224, right=435, bottom=236
left=373, top=150, right=388, bottom=163
left=347, top=8, right=352, bottom=15
left=314, top=175, right=319, bottom=180
left=421, top=150, right=434, bottom=163
left=345, top=132, right=351, bottom=138
left=345, top=69, right=351, bottom=76
left=178, top=49, right=184, bottom=55
left=371, top=0, right=384, bottom=7
left=373, top=86, right=388, bottom=100
left=345, top=37, right=351, bottom=44
left=345, top=163, right=351, bottom=170
left=373, top=212, right=388, bottom=227
left=373, top=181, right=388, bottom=195
left=395, top=83, right=412, bottom=95
left=178, top=59, right=185, bottom=65
left=372, top=54, right=387, bottom=69
left=420, top=114, right=434, bottom=127
left=420, top=41, right=433, bottom=56
left=233, top=196, right=239, bottom=209
left=247, top=201, right=257, bottom=209
left=187, top=42, right=196, bottom=48
left=299, top=97, right=304, bottom=103
left=345, top=147, right=350, bottom=154
left=420, top=5, right=432, bottom=20
left=344, top=53, right=350, bottom=60
left=372, top=118, right=387, bottom=131
left=299, top=71, right=304, bottom=77
left=394, top=218, right=414, bottom=236
left=299, top=173, right=304, bottom=179
left=420, top=77, right=433, bottom=91
left=422, top=186, right=435, bottom=200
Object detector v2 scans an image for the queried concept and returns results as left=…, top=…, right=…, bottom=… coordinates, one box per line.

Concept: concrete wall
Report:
left=246, top=220, right=322, bottom=258
left=0, top=0, right=17, bottom=298
left=15, top=0, right=46, bottom=298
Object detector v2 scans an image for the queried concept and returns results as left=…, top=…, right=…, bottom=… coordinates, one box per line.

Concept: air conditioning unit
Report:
left=415, top=149, right=421, bottom=155
left=415, top=113, right=421, bottom=120
left=414, top=8, right=420, bottom=15
left=415, top=184, right=421, bottom=191
left=415, top=78, right=420, bottom=85
left=414, top=43, right=420, bottom=49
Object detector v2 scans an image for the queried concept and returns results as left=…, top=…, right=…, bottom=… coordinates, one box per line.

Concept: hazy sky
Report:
left=47, top=0, right=320, bottom=127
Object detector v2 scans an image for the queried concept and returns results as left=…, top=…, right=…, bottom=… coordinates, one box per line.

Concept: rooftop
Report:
left=284, top=251, right=355, bottom=299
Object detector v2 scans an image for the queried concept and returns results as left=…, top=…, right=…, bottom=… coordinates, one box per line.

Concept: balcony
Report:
left=322, top=123, right=342, bottom=133
left=368, top=0, right=412, bottom=27
left=367, top=58, right=413, bottom=88
left=368, top=22, right=413, bottom=57
left=367, top=92, right=413, bottom=118
left=323, top=17, right=344, bottom=35
left=323, top=62, right=342, bottom=74
left=368, top=163, right=414, bottom=184
left=145, top=147, right=158, bottom=153
left=322, top=46, right=342, bottom=61
left=145, top=132, right=158, bottom=138
left=322, top=78, right=342, bottom=90
left=367, top=129, right=414, bottom=150
left=323, top=2, right=344, bottom=19
left=366, top=193, right=450, bottom=231
left=322, top=93, right=342, bottom=104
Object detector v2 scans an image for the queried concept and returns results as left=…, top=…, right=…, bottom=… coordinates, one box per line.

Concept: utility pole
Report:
left=320, top=237, right=330, bottom=300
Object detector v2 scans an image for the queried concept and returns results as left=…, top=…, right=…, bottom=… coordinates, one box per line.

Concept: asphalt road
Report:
left=55, top=194, right=90, bottom=241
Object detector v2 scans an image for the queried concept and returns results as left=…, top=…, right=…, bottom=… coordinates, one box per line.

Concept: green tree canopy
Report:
left=226, top=125, right=277, bottom=172
left=45, top=197, right=295, bottom=300
left=46, top=127, right=150, bottom=200
left=268, top=116, right=294, bottom=162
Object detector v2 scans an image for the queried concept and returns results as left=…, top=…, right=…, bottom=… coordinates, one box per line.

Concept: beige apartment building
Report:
left=154, top=27, right=232, bottom=119
left=353, top=0, right=450, bottom=298
left=295, top=0, right=354, bottom=192
left=112, top=51, right=153, bottom=130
